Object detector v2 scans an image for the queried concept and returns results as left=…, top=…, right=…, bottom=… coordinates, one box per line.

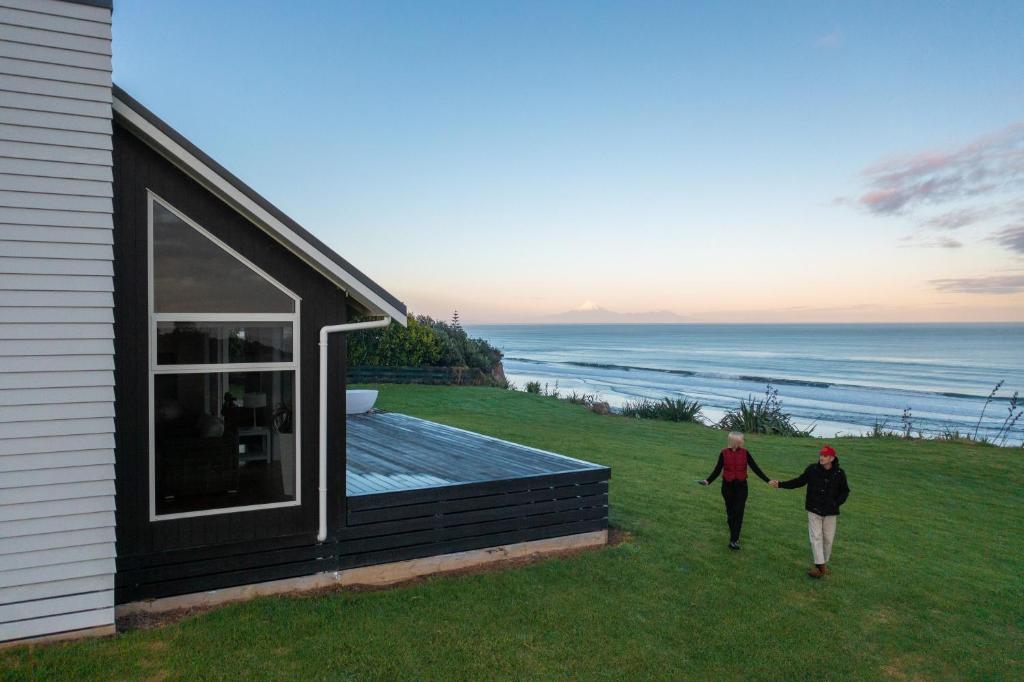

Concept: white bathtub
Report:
left=346, top=389, right=378, bottom=415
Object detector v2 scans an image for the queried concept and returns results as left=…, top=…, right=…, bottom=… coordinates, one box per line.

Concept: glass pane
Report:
left=157, top=322, right=293, bottom=365
left=152, top=201, right=295, bottom=313
left=154, top=370, right=297, bottom=515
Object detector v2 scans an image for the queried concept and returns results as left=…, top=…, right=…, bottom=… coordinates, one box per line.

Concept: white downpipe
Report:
left=318, top=317, right=389, bottom=542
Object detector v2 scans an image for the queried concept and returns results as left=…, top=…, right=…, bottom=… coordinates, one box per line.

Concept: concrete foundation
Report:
left=116, top=529, right=608, bottom=617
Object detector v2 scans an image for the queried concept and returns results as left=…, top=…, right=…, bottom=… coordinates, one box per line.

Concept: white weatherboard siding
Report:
left=0, top=0, right=115, bottom=643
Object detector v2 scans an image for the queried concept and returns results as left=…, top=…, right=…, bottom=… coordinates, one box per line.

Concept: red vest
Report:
left=722, top=448, right=749, bottom=481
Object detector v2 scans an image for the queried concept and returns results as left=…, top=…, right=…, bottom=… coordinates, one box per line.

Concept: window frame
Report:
left=147, top=191, right=302, bottom=521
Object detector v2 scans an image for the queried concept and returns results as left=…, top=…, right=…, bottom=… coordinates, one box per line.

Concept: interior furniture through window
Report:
left=149, top=194, right=301, bottom=519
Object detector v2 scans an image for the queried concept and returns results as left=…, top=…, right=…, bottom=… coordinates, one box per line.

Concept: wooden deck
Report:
left=115, top=412, right=610, bottom=602
left=346, top=412, right=606, bottom=496
left=339, top=412, right=610, bottom=571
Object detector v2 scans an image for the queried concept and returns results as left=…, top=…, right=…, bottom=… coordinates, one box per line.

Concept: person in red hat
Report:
left=770, top=445, right=850, bottom=578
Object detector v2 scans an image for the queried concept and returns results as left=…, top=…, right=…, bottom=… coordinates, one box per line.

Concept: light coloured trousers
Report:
left=807, top=512, right=837, bottom=565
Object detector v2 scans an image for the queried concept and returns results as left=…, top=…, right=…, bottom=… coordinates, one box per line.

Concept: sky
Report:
left=112, top=1, right=1024, bottom=323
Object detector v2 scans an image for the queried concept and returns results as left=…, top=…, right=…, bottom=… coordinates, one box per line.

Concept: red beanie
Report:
left=819, top=445, right=837, bottom=458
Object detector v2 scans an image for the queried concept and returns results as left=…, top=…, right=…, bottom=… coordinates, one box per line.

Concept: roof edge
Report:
left=111, top=85, right=407, bottom=325
left=59, top=0, right=112, bottom=9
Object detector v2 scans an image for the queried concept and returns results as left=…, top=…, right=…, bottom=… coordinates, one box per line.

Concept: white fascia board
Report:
left=111, top=95, right=406, bottom=327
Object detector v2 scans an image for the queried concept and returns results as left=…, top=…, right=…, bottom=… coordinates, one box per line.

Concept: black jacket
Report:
left=779, top=458, right=850, bottom=516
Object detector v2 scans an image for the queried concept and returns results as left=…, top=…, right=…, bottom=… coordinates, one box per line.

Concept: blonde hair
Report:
left=727, top=431, right=744, bottom=448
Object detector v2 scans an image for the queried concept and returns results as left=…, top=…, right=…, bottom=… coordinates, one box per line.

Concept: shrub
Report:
left=656, top=397, right=704, bottom=422
left=937, top=426, right=987, bottom=444
left=900, top=406, right=915, bottom=439
left=621, top=398, right=657, bottom=419
left=346, top=312, right=504, bottom=379
left=525, top=381, right=542, bottom=394
left=866, top=380, right=1019, bottom=446
left=717, top=384, right=812, bottom=437
left=865, top=419, right=898, bottom=439
left=993, top=391, right=1021, bottom=447
left=622, top=396, right=704, bottom=423
left=972, top=380, right=1004, bottom=440
left=565, top=391, right=597, bottom=406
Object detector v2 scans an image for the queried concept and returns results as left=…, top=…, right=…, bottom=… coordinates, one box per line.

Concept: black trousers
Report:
left=720, top=480, right=749, bottom=543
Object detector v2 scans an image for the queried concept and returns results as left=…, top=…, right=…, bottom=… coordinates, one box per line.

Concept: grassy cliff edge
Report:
left=3, top=385, right=1021, bottom=681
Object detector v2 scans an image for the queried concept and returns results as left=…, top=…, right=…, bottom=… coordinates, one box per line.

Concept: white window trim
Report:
left=147, top=191, right=302, bottom=522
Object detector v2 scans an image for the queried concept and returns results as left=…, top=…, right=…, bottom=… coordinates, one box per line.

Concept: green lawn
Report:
left=4, top=385, right=1022, bottom=681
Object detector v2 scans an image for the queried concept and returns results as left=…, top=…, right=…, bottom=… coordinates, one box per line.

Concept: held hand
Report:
left=699, top=479, right=709, bottom=486
left=769, top=480, right=780, bottom=488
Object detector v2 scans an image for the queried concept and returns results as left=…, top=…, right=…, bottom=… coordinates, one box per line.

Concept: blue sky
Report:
left=112, top=1, right=1024, bottom=322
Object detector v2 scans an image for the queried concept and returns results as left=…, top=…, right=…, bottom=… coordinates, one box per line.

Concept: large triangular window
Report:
left=152, top=200, right=294, bottom=313
left=148, top=194, right=300, bottom=520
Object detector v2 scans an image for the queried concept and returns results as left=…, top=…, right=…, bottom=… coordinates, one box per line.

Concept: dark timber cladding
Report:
left=109, top=95, right=609, bottom=604
left=110, top=119, right=349, bottom=603
left=341, top=413, right=610, bottom=570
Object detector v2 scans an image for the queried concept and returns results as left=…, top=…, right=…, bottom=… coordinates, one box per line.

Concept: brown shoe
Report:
left=807, top=566, right=824, bottom=579
left=820, top=564, right=830, bottom=574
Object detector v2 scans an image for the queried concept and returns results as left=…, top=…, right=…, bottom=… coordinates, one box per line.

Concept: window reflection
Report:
left=154, top=371, right=296, bottom=515
left=152, top=202, right=294, bottom=314
left=156, top=322, right=294, bottom=365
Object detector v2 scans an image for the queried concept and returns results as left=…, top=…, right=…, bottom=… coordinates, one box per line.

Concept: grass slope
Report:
left=3, top=385, right=1022, bottom=681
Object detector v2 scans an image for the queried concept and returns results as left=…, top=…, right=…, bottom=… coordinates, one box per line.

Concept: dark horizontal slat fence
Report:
left=117, top=471, right=609, bottom=602
left=348, top=366, right=492, bottom=385
left=339, top=471, right=609, bottom=570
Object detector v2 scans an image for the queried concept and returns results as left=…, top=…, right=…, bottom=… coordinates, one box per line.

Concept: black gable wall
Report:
left=111, top=120, right=348, bottom=601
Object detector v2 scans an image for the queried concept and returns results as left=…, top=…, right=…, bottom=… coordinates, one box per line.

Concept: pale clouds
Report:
left=930, top=274, right=1024, bottom=294
left=990, top=224, right=1024, bottom=254
left=919, top=206, right=997, bottom=230
left=921, top=236, right=963, bottom=249
left=856, top=122, right=1024, bottom=216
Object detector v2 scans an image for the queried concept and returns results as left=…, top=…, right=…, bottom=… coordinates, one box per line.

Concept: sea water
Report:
left=466, top=323, right=1024, bottom=445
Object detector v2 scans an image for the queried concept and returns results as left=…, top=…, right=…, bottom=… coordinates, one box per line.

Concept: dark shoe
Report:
left=729, top=541, right=741, bottom=551
left=820, top=564, right=830, bottom=574
left=807, top=565, right=824, bottom=578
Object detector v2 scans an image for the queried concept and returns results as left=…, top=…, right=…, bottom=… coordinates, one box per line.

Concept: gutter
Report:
left=318, top=317, right=390, bottom=542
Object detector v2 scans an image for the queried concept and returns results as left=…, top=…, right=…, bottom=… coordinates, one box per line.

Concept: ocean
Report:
left=466, top=323, right=1024, bottom=445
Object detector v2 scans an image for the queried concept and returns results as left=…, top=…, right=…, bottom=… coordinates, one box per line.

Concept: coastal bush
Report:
left=346, top=312, right=504, bottom=381
left=937, top=426, right=986, bottom=444
left=993, top=391, right=1021, bottom=447
left=866, top=419, right=900, bottom=439
left=900, top=407, right=914, bottom=439
left=525, top=381, right=542, bottom=394
left=868, top=381, right=1020, bottom=446
left=622, top=396, right=704, bottom=423
left=972, top=380, right=1004, bottom=440
left=423, top=314, right=501, bottom=373
left=565, top=391, right=597, bottom=406
left=717, top=384, right=812, bottom=437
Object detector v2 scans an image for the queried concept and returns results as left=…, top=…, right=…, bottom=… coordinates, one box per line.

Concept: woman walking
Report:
left=770, top=444, right=850, bottom=578
left=700, top=432, right=772, bottom=549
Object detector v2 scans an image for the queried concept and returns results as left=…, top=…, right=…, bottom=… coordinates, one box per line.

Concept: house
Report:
left=1, top=0, right=609, bottom=645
